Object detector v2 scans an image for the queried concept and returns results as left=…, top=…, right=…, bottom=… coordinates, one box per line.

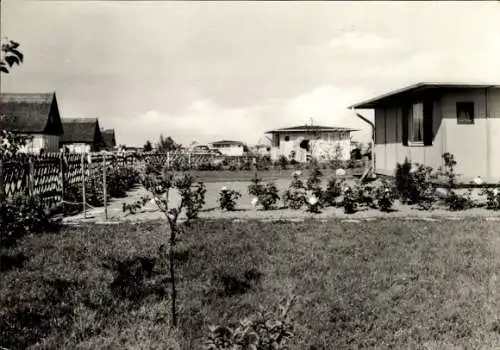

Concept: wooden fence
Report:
left=0, top=151, right=250, bottom=210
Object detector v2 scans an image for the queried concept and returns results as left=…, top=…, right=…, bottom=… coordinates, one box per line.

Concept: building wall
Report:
left=374, top=87, right=500, bottom=181
left=270, top=131, right=352, bottom=162
left=211, top=144, right=245, bottom=156
left=64, top=143, right=92, bottom=154
left=20, top=134, right=60, bottom=154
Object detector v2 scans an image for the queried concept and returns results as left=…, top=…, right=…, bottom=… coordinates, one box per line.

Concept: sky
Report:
left=1, top=1, right=500, bottom=147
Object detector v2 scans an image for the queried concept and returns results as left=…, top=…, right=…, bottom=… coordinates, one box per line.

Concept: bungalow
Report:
left=0, top=92, right=64, bottom=153
left=59, top=118, right=104, bottom=153
left=101, top=129, right=117, bottom=151
left=265, top=125, right=357, bottom=163
left=209, top=140, right=247, bottom=156
left=251, top=144, right=272, bottom=157
left=349, top=82, right=500, bottom=182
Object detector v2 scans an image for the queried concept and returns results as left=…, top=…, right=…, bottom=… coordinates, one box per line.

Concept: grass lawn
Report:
left=189, top=167, right=361, bottom=183
left=2, top=218, right=500, bottom=349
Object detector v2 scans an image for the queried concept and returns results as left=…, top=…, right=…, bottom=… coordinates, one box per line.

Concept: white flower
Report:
left=336, top=168, right=346, bottom=176
left=307, top=196, right=318, bottom=205
left=493, top=188, right=499, bottom=196
left=221, top=186, right=228, bottom=191
left=251, top=197, right=259, bottom=207
left=473, top=176, right=483, bottom=185
left=293, top=170, right=302, bottom=176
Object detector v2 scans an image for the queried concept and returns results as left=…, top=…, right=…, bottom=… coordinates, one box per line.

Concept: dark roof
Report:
left=101, top=129, right=116, bottom=148
left=265, top=125, right=358, bottom=134
left=0, top=92, right=64, bottom=135
left=349, top=82, right=500, bottom=109
left=210, top=140, right=244, bottom=146
left=60, top=118, right=103, bottom=144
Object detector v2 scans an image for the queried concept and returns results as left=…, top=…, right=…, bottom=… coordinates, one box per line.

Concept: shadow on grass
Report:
left=0, top=252, right=28, bottom=272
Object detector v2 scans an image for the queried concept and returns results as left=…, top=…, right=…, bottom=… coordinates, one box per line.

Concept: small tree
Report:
left=157, top=134, right=180, bottom=152
left=143, top=140, right=153, bottom=152
left=123, top=165, right=206, bottom=327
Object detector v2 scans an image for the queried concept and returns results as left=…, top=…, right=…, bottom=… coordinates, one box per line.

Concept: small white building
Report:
left=209, top=140, right=247, bottom=156
left=265, top=125, right=358, bottom=163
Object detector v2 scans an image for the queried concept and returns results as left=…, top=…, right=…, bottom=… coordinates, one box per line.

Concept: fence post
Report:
left=81, top=153, right=87, bottom=219
left=59, top=152, right=65, bottom=215
left=188, top=151, right=191, bottom=168
left=103, top=154, right=108, bottom=221
left=0, top=159, right=4, bottom=203
left=167, top=152, right=170, bottom=169
left=28, top=157, right=34, bottom=198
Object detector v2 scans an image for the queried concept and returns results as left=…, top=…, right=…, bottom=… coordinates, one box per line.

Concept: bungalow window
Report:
left=402, top=101, right=433, bottom=146
left=456, top=102, right=474, bottom=124
left=284, top=136, right=290, bottom=141
left=409, top=103, right=424, bottom=143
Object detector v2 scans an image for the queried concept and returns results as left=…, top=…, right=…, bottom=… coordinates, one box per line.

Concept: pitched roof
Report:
left=60, top=118, right=103, bottom=144
left=0, top=92, right=63, bottom=134
left=349, top=82, right=500, bottom=109
left=265, top=125, right=358, bottom=133
left=101, top=129, right=116, bottom=148
left=210, top=140, right=245, bottom=146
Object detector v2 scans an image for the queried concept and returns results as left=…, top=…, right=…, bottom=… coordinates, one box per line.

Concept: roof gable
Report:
left=0, top=92, right=63, bottom=134
left=101, top=129, right=116, bottom=148
left=60, top=118, right=103, bottom=144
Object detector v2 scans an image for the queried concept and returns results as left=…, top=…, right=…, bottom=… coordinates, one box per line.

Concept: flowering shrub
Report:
left=283, top=171, right=306, bottom=210
left=306, top=194, right=321, bottom=213
left=322, top=177, right=344, bottom=206
left=481, top=187, right=500, bottom=210
left=395, top=158, right=436, bottom=208
left=306, top=164, right=323, bottom=199
left=446, top=189, right=474, bottom=211
left=342, top=186, right=358, bottom=214
left=218, top=187, right=241, bottom=211
left=248, top=174, right=280, bottom=210
left=436, top=153, right=474, bottom=211
left=374, top=180, right=396, bottom=212
left=204, top=297, right=295, bottom=350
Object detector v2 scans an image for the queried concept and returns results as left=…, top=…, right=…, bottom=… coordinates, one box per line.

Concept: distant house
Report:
left=101, top=129, right=117, bottom=151
left=59, top=118, right=104, bottom=153
left=0, top=92, right=64, bottom=153
left=265, top=125, right=357, bottom=163
left=209, top=140, right=247, bottom=156
left=251, top=144, right=272, bottom=157
left=349, top=82, right=500, bottom=182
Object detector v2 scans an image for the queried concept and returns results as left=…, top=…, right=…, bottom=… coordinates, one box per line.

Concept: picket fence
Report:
left=0, top=151, right=250, bottom=211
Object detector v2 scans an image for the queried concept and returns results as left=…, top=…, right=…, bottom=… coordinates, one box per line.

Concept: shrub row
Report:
left=217, top=153, right=500, bottom=214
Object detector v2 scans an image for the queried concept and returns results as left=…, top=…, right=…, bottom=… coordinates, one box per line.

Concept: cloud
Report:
left=326, top=31, right=400, bottom=51
left=115, top=85, right=373, bottom=147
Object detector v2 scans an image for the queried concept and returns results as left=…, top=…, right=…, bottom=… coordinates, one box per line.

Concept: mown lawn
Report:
left=2, top=218, right=500, bottom=349
left=189, top=167, right=360, bottom=183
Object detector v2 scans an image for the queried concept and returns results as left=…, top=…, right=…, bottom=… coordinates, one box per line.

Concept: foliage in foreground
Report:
left=0, top=194, right=60, bottom=247
left=204, top=297, right=295, bottom=350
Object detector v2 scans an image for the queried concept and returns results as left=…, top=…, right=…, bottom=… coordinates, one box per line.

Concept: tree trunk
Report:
left=169, top=225, right=178, bottom=327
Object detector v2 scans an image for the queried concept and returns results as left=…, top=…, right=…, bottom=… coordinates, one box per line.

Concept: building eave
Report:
left=349, top=82, right=500, bottom=109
